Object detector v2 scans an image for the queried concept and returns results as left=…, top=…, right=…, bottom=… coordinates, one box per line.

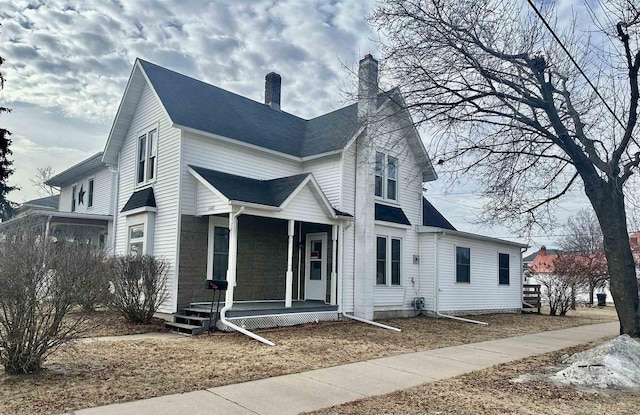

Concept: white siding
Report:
left=302, top=155, right=341, bottom=208
left=180, top=132, right=301, bottom=216
left=340, top=145, right=356, bottom=313
left=58, top=186, right=72, bottom=212
left=418, top=234, right=436, bottom=310
left=57, top=167, right=114, bottom=215
left=435, top=234, right=522, bottom=312
left=195, top=181, right=230, bottom=215
left=114, top=82, right=181, bottom=313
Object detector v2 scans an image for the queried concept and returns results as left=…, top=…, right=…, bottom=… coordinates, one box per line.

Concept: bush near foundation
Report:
left=110, top=255, right=168, bottom=324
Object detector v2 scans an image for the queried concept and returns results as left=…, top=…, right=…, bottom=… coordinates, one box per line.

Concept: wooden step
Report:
left=174, top=314, right=215, bottom=328
left=165, top=321, right=206, bottom=335
left=181, top=307, right=216, bottom=317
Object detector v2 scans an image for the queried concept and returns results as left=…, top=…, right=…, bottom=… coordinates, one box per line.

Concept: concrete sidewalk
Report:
left=70, top=321, right=619, bottom=415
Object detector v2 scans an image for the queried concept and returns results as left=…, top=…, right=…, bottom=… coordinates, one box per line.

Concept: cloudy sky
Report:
left=0, top=0, right=593, bottom=252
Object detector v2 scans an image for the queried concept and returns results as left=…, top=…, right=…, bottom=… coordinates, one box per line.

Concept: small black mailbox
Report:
left=205, top=279, right=228, bottom=290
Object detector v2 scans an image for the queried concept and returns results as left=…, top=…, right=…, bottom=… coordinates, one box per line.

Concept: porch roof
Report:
left=189, top=166, right=308, bottom=207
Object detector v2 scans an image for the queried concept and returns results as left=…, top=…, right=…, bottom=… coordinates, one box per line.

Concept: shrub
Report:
left=0, top=219, right=109, bottom=374
left=537, top=273, right=574, bottom=316
left=110, top=255, right=168, bottom=324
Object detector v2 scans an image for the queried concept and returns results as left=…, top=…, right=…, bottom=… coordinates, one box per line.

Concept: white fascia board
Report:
left=176, top=124, right=302, bottom=162
left=417, top=226, right=528, bottom=248
left=102, top=63, right=144, bottom=165
left=376, top=91, right=438, bottom=183
left=300, top=149, right=344, bottom=162
left=228, top=200, right=281, bottom=211
left=187, top=166, right=231, bottom=204
left=279, top=174, right=337, bottom=219
left=121, top=206, right=158, bottom=217
left=374, top=220, right=413, bottom=230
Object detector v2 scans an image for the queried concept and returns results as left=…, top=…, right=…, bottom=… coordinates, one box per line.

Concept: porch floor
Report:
left=190, top=300, right=338, bottom=318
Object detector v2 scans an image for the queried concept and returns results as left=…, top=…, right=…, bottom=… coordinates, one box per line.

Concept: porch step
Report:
left=165, top=321, right=206, bottom=335
left=166, top=303, right=222, bottom=335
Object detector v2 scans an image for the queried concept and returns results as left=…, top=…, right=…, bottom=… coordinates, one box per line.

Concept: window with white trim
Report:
left=376, top=235, right=401, bottom=286
left=456, top=246, right=471, bottom=283
left=136, top=128, right=158, bottom=185
left=128, top=224, right=144, bottom=256
left=498, top=253, right=510, bottom=285
left=71, top=185, right=77, bottom=212
left=374, top=152, right=398, bottom=201
left=88, top=178, right=94, bottom=208
left=212, top=227, right=230, bottom=280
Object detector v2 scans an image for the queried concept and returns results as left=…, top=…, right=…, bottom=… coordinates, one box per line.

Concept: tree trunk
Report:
left=589, top=283, right=595, bottom=306
left=586, top=180, right=640, bottom=336
left=571, top=284, right=576, bottom=310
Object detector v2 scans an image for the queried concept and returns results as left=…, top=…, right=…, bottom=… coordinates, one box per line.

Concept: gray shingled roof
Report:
left=422, top=198, right=457, bottom=230
left=121, top=187, right=156, bottom=213
left=139, top=60, right=360, bottom=158
left=22, top=194, right=60, bottom=210
left=375, top=203, right=411, bottom=226
left=190, top=166, right=310, bottom=207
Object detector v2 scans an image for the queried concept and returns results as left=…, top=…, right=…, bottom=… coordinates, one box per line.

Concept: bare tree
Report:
left=558, top=209, right=609, bottom=305
left=371, top=0, right=640, bottom=336
left=537, top=255, right=577, bottom=316
left=29, top=166, right=58, bottom=197
left=0, top=218, right=109, bottom=374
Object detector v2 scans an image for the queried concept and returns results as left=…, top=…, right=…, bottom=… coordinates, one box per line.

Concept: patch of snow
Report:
left=550, top=335, right=640, bottom=389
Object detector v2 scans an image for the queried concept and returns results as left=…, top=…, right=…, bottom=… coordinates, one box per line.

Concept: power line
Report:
left=526, top=0, right=628, bottom=131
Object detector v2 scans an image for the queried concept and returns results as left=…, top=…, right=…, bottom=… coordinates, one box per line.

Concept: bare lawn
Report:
left=1, top=307, right=618, bottom=415
left=306, top=341, right=640, bottom=415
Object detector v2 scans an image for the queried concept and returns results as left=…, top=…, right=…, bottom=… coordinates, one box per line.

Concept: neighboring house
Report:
left=1, top=153, right=115, bottom=250
left=526, top=246, right=612, bottom=304
left=38, top=55, right=527, bottom=335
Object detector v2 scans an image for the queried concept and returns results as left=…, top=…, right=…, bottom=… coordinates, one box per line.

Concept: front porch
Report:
left=167, top=300, right=340, bottom=334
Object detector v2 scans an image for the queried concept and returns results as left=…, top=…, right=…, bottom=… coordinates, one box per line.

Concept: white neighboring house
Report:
left=21, top=55, right=527, bottom=335
left=2, top=153, right=115, bottom=250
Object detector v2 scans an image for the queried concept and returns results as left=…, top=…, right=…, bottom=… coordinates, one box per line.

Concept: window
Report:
left=88, top=179, right=94, bottom=208
left=212, top=227, right=230, bottom=280
left=456, top=246, right=470, bottom=283
left=387, top=156, right=397, bottom=201
left=391, top=238, right=401, bottom=285
left=375, top=152, right=384, bottom=197
left=376, top=236, right=387, bottom=284
left=136, top=128, right=158, bottom=185
left=71, top=185, right=77, bottom=212
left=374, top=152, right=398, bottom=201
left=499, top=253, right=510, bottom=285
left=377, top=236, right=402, bottom=286
left=128, top=224, right=144, bottom=256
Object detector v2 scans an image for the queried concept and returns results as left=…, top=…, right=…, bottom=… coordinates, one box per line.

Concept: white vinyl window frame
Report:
left=375, top=235, right=402, bottom=286
left=88, top=178, right=95, bottom=208
left=128, top=223, right=145, bottom=256
left=136, top=123, right=159, bottom=187
left=374, top=151, right=399, bottom=202
left=124, top=211, right=156, bottom=256
left=455, top=245, right=471, bottom=283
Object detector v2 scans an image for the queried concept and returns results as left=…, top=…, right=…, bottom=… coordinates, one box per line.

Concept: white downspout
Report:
left=433, top=231, right=487, bottom=326
left=341, top=312, right=402, bottom=332
left=219, top=206, right=276, bottom=346
left=109, top=154, right=120, bottom=255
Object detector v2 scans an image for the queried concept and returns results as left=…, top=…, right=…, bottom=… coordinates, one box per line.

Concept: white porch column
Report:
left=285, top=219, right=295, bottom=308
left=330, top=224, right=338, bottom=305
left=225, top=209, right=241, bottom=306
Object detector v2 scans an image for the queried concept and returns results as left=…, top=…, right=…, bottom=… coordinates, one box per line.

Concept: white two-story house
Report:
left=21, top=55, right=527, bottom=339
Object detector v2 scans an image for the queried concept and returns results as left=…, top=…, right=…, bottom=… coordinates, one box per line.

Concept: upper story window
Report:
left=374, top=151, right=398, bottom=201
left=71, top=185, right=77, bottom=212
left=88, top=179, right=94, bottom=208
left=137, top=128, right=157, bottom=185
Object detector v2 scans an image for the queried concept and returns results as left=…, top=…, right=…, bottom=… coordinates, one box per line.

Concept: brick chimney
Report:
left=539, top=246, right=547, bottom=256
left=358, top=54, right=378, bottom=120
left=265, top=72, right=281, bottom=111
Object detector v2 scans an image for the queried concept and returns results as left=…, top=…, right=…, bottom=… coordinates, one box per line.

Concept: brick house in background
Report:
left=12, top=55, right=527, bottom=340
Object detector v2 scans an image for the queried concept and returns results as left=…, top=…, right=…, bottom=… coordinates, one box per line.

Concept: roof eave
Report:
left=417, top=226, right=528, bottom=248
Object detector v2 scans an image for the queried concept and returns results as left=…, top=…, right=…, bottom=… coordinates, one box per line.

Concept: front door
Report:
left=305, top=233, right=327, bottom=302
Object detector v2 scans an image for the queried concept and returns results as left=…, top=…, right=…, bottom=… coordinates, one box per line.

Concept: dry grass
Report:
left=0, top=306, right=618, bottom=415
left=306, top=340, right=640, bottom=415
left=80, top=310, right=168, bottom=337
